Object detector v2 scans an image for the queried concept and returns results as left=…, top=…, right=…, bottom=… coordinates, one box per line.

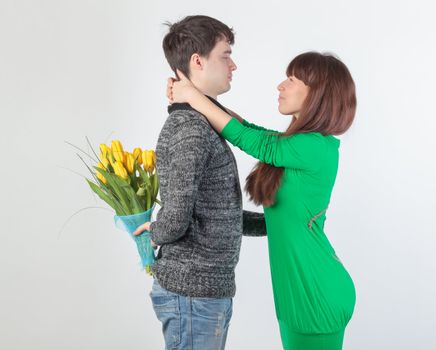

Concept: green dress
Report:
left=221, top=118, right=356, bottom=350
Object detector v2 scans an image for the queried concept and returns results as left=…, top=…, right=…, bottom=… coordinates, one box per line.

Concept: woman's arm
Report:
left=187, top=91, right=324, bottom=170
left=241, top=119, right=279, bottom=133
left=224, top=107, right=244, bottom=123
left=169, top=71, right=240, bottom=132
left=170, top=71, right=278, bottom=133
left=188, top=92, right=232, bottom=133
left=221, top=118, right=327, bottom=171
left=183, top=91, right=282, bottom=135
left=170, top=71, right=325, bottom=170
left=225, top=108, right=279, bottom=133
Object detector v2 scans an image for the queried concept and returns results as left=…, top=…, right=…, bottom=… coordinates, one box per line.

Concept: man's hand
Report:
left=133, top=221, right=157, bottom=249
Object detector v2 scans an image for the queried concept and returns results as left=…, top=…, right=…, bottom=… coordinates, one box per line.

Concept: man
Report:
left=133, top=15, right=266, bottom=350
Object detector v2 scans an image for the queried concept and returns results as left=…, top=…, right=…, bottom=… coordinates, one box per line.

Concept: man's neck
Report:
left=203, top=92, right=217, bottom=100
left=168, top=95, right=228, bottom=115
left=196, top=88, right=217, bottom=100
left=190, top=78, right=218, bottom=100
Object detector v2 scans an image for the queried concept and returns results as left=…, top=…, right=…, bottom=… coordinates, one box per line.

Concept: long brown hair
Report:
left=245, top=52, right=356, bottom=207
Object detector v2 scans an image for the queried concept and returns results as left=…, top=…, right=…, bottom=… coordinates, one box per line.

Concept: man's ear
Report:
left=190, top=53, right=203, bottom=72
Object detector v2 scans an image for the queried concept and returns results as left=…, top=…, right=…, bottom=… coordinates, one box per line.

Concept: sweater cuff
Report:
left=149, top=222, right=161, bottom=245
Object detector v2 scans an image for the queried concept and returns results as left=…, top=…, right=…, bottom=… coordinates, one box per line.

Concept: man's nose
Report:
left=230, top=58, right=237, bottom=71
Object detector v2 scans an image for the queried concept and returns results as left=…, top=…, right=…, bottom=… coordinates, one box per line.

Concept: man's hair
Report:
left=162, top=15, right=234, bottom=78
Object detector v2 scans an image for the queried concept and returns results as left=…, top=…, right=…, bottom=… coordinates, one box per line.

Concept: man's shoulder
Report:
left=156, top=109, right=216, bottom=151
left=167, top=109, right=210, bottom=129
left=160, top=108, right=216, bottom=139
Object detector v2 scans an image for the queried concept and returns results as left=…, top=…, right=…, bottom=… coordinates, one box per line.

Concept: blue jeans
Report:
left=150, top=279, right=233, bottom=350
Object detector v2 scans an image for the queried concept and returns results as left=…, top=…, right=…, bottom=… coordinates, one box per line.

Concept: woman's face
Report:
left=277, top=76, right=309, bottom=117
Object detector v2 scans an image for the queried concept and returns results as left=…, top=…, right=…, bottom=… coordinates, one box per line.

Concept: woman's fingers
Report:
left=176, top=69, right=188, bottom=81
left=166, top=78, right=175, bottom=102
left=167, top=71, right=194, bottom=103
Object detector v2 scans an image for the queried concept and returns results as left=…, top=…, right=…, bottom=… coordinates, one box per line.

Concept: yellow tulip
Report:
left=152, top=152, right=157, bottom=170
left=123, top=151, right=129, bottom=167
left=133, top=147, right=142, bottom=165
left=107, top=152, right=116, bottom=169
left=113, top=161, right=129, bottom=180
left=99, top=144, right=111, bottom=159
left=125, top=152, right=135, bottom=174
left=101, top=157, right=110, bottom=169
left=111, top=140, right=125, bottom=164
left=142, top=150, right=156, bottom=172
left=96, top=163, right=108, bottom=184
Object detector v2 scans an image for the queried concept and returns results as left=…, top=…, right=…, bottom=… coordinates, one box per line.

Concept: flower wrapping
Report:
left=114, top=206, right=155, bottom=273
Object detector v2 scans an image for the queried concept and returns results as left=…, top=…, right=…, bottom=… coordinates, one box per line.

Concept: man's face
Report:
left=196, top=39, right=237, bottom=98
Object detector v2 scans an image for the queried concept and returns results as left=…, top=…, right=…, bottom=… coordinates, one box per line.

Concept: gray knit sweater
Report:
left=149, top=98, right=266, bottom=298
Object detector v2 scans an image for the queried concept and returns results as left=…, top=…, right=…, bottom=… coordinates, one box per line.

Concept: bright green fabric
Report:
left=222, top=118, right=356, bottom=349
left=242, top=119, right=279, bottom=133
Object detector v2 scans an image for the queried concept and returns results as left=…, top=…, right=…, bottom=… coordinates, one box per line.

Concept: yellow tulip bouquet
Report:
left=84, top=140, right=160, bottom=274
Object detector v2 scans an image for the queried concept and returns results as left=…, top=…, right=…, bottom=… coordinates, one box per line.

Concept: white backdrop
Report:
left=1, top=0, right=436, bottom=349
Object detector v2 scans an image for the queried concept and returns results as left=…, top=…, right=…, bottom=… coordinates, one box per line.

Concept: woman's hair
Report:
left=245, top=52, right=356, bottom=207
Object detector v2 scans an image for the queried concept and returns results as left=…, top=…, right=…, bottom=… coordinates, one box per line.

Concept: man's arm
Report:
left=149, top=118, right=211, bottom=245
left=243, top=210, right=267, bottom=237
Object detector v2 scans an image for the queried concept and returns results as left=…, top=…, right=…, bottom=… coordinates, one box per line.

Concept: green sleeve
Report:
left=221, top=118, right=326, bottom=171
left=242, top=119, right=279, bottom=133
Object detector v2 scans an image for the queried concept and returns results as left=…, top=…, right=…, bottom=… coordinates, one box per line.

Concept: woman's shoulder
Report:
left=292, top=132, right=339, bottom=145
left=288, top=132, right=326, bottom=145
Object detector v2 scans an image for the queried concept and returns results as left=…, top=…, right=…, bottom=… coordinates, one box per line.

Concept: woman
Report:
left=168, top=52, right=356, bottom=350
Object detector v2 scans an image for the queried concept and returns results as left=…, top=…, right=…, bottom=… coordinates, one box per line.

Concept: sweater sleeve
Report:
left=242, top=119, right=279, bottom=133
left=242, top=210, right=267, bottom=237
left=221, top=118, right=326, bottom=171
left=149, top=119, right=211, bottom=245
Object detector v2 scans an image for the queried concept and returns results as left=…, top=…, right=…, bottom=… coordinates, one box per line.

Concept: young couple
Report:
left=133, top=15, right=356, bottom=350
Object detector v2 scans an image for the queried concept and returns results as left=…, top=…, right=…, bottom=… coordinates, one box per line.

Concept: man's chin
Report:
left=218, top=84, right=231, bottom=95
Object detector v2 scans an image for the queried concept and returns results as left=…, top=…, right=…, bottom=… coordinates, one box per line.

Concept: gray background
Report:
left=1, top=0, right=435, bottom=349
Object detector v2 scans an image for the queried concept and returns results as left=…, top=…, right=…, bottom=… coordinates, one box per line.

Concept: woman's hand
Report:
left=168, top=69, right=232, bottom=132
left=133, top=222, right=157, bottom=249
left=167, top=69, right=201, bottom=104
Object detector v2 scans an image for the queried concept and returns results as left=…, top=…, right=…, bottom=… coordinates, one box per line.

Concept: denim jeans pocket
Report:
left=150, top=281, right=181, bottom=349
left=191, top=298, right=233, bottom=338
